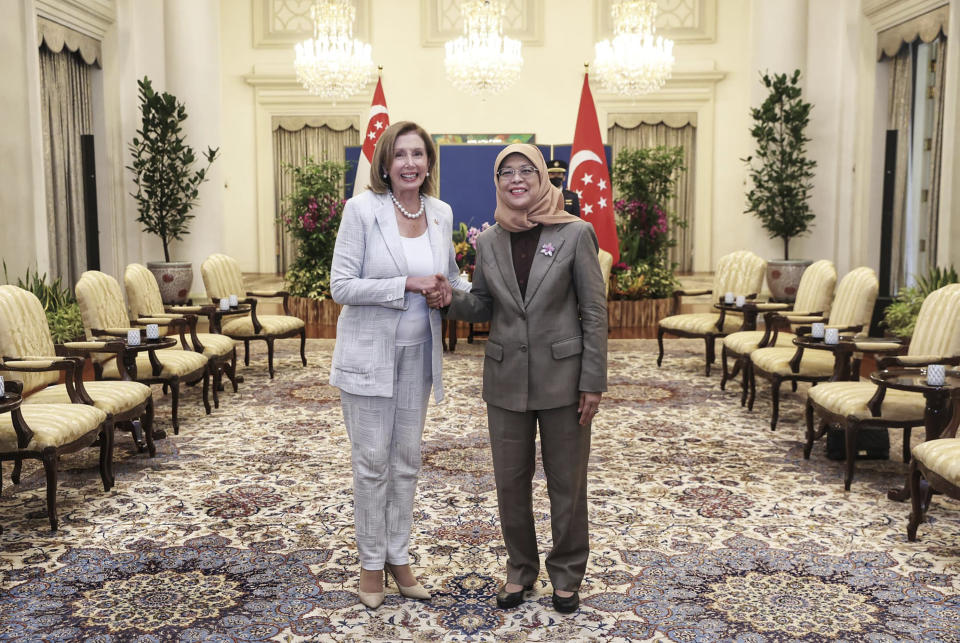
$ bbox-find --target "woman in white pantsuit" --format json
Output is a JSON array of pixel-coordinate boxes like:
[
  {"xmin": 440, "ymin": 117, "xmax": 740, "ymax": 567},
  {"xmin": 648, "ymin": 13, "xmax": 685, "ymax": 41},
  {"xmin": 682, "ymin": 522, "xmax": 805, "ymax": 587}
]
[{"xmin": 329, "ymin": 121, "xmax": 469, "ymax": 609}]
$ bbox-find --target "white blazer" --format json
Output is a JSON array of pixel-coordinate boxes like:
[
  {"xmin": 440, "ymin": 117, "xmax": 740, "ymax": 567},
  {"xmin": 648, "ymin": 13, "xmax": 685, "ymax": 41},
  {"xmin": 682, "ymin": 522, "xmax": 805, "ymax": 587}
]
[{"xmin": 329, "ymin": 189, "xmax": 469, "ymax": 402}]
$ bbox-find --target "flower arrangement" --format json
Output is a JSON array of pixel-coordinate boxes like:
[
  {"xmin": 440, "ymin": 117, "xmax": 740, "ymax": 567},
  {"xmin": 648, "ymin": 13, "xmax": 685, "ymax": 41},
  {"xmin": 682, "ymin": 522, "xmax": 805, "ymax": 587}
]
[
  {"xmin": 610, "ymin": 146, "xmax": 686, "ymax": 299},
  {"xmin": 451, "ymin": 221, "xmax": 490, "ymax": 274},
  {"xmin": 279, "ymin": 159, "xmax": 350, "ymax": 299}
]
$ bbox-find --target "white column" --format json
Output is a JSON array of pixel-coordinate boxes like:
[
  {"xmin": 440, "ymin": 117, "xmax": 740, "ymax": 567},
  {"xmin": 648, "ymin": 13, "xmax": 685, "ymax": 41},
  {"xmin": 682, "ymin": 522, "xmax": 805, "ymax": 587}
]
[
  {"xmin": 163, "ymin": 0, "xmax": 224, "ymax": 297},
  {"xmin": 750, "ymin": 0, "xmax": 808, "ymax": 98}
]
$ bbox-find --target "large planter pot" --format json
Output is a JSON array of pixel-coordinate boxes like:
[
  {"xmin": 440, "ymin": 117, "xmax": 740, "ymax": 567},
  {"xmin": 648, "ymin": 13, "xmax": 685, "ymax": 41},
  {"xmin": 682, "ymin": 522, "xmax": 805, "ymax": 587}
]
[
  {"xmin": 147, "ymin": 261, "xmax": 193, "ymax": 305},
  {"xmin": 607, "ymin": 297, "xmax": 676, "ymax": 328},
  {"xmin": 289, "ymin": 296, "xmax": 343, "ymax": 325},
  {"xmin": 766, "ymin": 259, "xmax": 812, "ymax": 302}
]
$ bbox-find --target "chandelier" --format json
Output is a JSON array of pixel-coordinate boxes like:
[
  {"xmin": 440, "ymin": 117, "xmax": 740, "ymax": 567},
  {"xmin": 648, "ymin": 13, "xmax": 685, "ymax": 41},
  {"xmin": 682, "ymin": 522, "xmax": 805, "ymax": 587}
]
[
  {"xmin": 294, "ymin": 0, "xmax": 375, "ymax": 101},
  {"xmin": 593, "ymin": 0, "xmax": 674, "ymax": 96},
  {"xmin": 444, "ymin": 0, "xmax": 523, "ymax": 97}
]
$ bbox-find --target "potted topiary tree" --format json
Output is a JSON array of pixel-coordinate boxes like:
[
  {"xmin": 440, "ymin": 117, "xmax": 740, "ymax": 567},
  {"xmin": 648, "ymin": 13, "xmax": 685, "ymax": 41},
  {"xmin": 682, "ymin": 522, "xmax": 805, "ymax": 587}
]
[
  {"xmin": 128, "ymin": 76, "xmax": 219, "ymax": 304},
  {"xmin": 744, "ymin": 69, "xmax": 817, "ymax": 302}
]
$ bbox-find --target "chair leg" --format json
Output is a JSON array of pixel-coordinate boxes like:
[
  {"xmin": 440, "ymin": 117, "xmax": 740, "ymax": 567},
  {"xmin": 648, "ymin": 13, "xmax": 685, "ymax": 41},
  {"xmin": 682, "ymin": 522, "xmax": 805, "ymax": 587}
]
[
  {"xmin": 720, "ymin": 345, "xmax": 730, "ymax": 390},
  {"xmin": 791, "ymin": 380, "xmax": 798, "ymax": 392},
  {"xmin": 803, "ymin": 400, "xmax": 815, "ymax": 459},
  {"xmin": 201, "ymin": 368, "xmax": 212, "ymax": 415},
  {"xmin": 229, "ymin": 346, "xmax": 240, "ymax": 392},
  {"xmin": 267, "ymin": 338, "xmax": 276, "ymax": 379},
  {"xmin": 211, "ymin": 362, "xmax": 221, "ymax": 409},
  {"xmin": 299, "ymin": 328, "xmax": 307, "ymax": 366},
  {"xmin": 747, "ymin": 368, "xmax": 757, "ymax": 411},
  {"xmin": 42, "ymin": 449, "xmax": 59, "ymax": 531},
  {"xmin": 171, "ymin": 380, "xmax": 181, "ymax": 435},
  {"xmin": 143, "ymin": 397, "xmax": 156, "ymax": 458},
  {"xmin": 244, "ymin": 340, "xmax": 251, "ymax": 366},
  {"xmin": 907, "ymin": 460, "xmax": 924, "ymax": 541},
  {"xmin": 99, "ymin": 419, "xmax": 114, "ymax": 491},
  {"xmin": 844, "ymin": 426, "xmax": 857, "ymax": 491},
  {"xmin": 704, "ymin": 336, "xmax": 716, "ymax": 376},
  {"xmin": 770, "ymin": 376, "xmax": 782, "ymax": 431},
  {"xmin": 740, "ymin": 360, "xmax": 751, "ymax": 407},
  {"xmin": 656, "ymin": 327, "xmax": 665, "ymax": 367},
  {"xmin": 12, "ymin": 460, "xmax": 22, "ymax": 484},
  {"xmin": 902, "ymin": 427, "xmax": 912, "ymax": 463}
]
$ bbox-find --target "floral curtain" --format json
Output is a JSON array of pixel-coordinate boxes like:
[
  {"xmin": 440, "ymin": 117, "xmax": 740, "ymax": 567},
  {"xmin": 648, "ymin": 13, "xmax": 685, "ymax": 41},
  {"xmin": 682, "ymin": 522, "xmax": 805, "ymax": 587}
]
[
  {"xmin": 608, "ymin": 117, "xmax": 696, "ymax": 272},
  {"xmin": 272, "ymin": 121, "xmax": 359, "ymax": 273}
]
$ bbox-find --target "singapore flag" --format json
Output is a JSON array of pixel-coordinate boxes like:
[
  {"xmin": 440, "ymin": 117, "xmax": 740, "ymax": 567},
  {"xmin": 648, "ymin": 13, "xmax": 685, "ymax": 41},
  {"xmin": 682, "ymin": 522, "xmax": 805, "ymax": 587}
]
[
  {"xmin": 569, "ymin": 73, "xmax": 619, "ymax": 262},
  {"xmin": 353, "ymin": 76, "xmax": 389, "ymax": 196}
]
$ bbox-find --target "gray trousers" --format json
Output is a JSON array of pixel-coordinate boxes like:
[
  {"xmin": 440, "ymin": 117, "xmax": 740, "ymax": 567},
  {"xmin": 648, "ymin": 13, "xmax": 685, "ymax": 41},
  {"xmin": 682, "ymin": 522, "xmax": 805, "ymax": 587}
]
[
  {"xmin": 340, "ymin": 341, "xmax": 432, "ymax": 569},
  {"xmin": 487, "ymin": 402, "xmax": 592, "ymax": 592}
]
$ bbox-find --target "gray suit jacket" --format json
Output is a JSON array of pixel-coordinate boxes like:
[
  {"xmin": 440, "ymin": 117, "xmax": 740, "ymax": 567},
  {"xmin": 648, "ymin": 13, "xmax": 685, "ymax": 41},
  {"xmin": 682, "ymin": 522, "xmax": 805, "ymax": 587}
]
[
  {"xmin": 446, "ymin": 220, "xmax": 607, "ymax": 412},
  {"xmin": 329, "ymin": 190, "xmax": 468, "ymax": 402}
]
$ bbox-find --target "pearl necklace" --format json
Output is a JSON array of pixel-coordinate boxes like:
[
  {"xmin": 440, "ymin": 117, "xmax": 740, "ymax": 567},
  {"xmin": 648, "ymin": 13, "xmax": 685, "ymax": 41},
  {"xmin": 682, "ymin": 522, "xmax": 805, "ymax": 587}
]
[{"xmin": 389, "ymin": 191, "xmax": 425, "ymax": 219}]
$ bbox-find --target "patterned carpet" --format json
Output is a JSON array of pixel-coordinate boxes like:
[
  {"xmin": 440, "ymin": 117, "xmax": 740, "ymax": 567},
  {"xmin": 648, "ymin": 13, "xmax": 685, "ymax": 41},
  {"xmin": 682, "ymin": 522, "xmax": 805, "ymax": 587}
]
[{"xmin": 0, "ymin": 338, "xmax": 958, "ymax": 642}]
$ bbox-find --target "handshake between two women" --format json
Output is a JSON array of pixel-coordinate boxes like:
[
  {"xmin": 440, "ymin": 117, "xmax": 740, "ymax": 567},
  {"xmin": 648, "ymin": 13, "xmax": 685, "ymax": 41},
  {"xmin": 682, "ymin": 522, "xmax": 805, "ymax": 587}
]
[{"xmin": 405, "ymin": 274, "xmax": 453, "ymax": 309}]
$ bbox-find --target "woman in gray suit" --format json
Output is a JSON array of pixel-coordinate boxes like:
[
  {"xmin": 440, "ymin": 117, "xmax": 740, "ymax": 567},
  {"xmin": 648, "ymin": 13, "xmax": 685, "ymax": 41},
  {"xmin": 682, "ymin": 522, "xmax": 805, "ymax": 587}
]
[
  {"xmin": 329, "ymin": 121, "xmax": 468, "ymax": 608},
  {"xmin": 439, "ymin": 144, "xmax": 607, "ymax": 614}
]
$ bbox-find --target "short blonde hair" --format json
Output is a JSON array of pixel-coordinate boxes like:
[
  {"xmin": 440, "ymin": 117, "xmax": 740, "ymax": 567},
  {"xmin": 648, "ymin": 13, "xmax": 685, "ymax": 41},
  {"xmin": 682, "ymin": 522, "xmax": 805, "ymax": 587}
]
[{"xmin": 368, "ymin": 121, "xmax": 438, "ymax": 197}]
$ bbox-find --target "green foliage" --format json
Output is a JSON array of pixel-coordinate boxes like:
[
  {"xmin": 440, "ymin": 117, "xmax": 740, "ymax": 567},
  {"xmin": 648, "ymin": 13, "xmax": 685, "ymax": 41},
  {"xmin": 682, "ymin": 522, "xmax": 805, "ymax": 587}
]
[
  {"xmin": 744, "ymin": 70, "xmax": 817, "ymax": 260},
  {"xmin": 882, "ymin": 265, "xmax": 959, "ymax": 338},
  {"xmin": 279, "ymin": 159, "xmax": 350, "ymax": 299},
  {"xmin": 128, "ymin": 76, "xmax": 220, "ymax": 262},
  {"xmin": 610, "ymin": 146, "xmax": 686, "ymax": 299},
  {"xmin": 2, "ymin": 262, "xmax": 84, "ymax": 343}
]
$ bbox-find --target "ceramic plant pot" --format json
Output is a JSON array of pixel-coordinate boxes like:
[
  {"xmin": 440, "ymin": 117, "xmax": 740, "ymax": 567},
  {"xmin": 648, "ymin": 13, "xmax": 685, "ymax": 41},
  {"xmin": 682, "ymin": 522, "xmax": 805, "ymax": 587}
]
[
  {"xmin": 766, "ymin": 259, "xmax": 812, "ymax": 302},
  {"xmin": 147, "ymin": 261, "xmax": 193, "ymax": 305}
]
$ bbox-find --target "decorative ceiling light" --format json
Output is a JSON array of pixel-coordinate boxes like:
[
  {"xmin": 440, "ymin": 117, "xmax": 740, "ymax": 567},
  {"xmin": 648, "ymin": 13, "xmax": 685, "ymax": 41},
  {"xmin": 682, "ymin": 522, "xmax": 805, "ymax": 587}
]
[
  {"xmin": 593, "ymin": 0, "xmax": 674, "ymax": 96},
  {"xmin": 294, "ymin": 0, "xmax": 375, "ymax": 101},
  {"xmin": 444, "ymin": 0, "xmax": 523, "ymax": 97}
]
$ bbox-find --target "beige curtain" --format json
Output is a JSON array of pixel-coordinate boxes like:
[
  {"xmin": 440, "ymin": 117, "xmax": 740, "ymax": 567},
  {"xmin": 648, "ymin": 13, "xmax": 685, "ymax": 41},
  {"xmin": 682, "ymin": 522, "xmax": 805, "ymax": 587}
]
[
  {"xmin": 608, "ymin": 117, "xmax": 696, "ymax": 272},
  {"xmin": 38, "ymin": 44, "xmax": 94, "ymax": 287},
  {"xmin": 886, "ymin": 47, "xmax": 913, "ymax": 295},
  {"xmin": 925, "ymin": 35, "xmax": 947, "ymax": 269},
  {"xmin": 272, "ymin": 121, "xmax": 359, "ymax": 272}
]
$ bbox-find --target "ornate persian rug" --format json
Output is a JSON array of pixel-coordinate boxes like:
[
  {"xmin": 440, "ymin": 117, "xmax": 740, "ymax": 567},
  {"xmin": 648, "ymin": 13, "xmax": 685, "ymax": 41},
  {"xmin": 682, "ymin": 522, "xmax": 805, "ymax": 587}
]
[{"xmin": 0, "ymin": 338, "xmax": 958, "ymax": 642}]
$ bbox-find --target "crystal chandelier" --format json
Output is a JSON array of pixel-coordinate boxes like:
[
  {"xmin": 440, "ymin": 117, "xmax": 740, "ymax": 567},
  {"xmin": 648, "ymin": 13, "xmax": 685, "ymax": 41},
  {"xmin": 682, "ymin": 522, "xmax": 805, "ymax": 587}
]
[
  {"xmin": 444, "ymin": 0, "xmax": 523, "ymax": 97},
  {"xmin": 593, "ymin": 0, "xmax": 674, "ymax": 96},
  {"xmin": 294, "ymin": 0, "xmax": 375, "ymax": 100}
]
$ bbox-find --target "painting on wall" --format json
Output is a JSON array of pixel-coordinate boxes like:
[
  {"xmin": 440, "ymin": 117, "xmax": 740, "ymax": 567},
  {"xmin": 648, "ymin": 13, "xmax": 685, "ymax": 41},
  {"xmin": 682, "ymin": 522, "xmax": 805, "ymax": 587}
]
[{"xmin": 432, "ymin": 133, "xmax": 535, "ymax": 145}]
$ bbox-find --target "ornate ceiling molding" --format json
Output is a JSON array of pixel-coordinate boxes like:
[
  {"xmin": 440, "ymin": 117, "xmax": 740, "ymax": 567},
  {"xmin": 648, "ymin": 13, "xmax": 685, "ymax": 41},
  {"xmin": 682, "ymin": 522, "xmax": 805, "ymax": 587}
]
[
  {"xmin": 594, "ymin": 0, "xmax": 717, "ymax": 44},
  {"xmin": 420, "ymin": 0, "xmax": 543, "ymax": 47},
  {"xmin": 252, "ymin": 0, "xmax": 371, "ymax": 48},
  {"xmin": 861, "ymin": 0, "xmax": 948, "ymax": 31},
  {"xmin": 35, "ymin": 0, "xmax": 114, "ymax": 40}
]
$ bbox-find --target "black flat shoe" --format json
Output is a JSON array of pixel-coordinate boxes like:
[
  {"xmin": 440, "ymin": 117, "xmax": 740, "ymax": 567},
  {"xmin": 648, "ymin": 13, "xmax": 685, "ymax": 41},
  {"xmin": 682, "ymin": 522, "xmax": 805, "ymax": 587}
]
[
  {"xmin": 552, "ymin": 591, "xmax": 580, "ymax": 613},
  {"xmin": 496, "ymin": 584, "xmax": 533, "ymax": 609}
]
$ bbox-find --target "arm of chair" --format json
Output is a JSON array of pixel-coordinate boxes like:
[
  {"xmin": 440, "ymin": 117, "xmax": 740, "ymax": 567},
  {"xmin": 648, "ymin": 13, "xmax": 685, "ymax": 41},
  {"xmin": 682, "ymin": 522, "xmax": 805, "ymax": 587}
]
[
  {"xmin": 210, "ymin": 297, "xmax": 262, "ymax": 334},
  {"xmin": 877, "ymin": 354, "xmax": 960, "ymax": 370},
  {"xmin": 134, "ymin": 314, "xmax": 201, "ymax": 352},
  {"xmin": 247, "ymin": 289, "xmax": 291, "ymax": 315},
  {"xmin": 0, "ymin": 355, "xmax": 91, "ymax": 404},
  {"xmin": 0, "ymin": 380, "xmax": 33, "ymax": 448}
]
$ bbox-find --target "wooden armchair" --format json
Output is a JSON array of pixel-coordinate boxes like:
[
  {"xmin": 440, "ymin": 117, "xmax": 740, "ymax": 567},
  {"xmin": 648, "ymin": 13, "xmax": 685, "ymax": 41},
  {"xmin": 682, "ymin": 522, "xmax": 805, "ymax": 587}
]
[
  {"xmin": 0, "ymin": 284, "xmax": 156, "ymax": 456},
  {"xmin": 720, "ymin": 259, "xmax": 836, "ymax": 400},
  {"xmin": 0, "ymin": 377, "xmax": 112, "ymax": 532},
  {"xmin": 748, "ymin": 267, "xmax": 879, "ymax": 430},
  {"xmin": 806, "ymin": 283, "xmax": 960, "ymax": 491},
  {"xmin": 200, "ymin": 253, "xmax": 306, "ymax": 379},
  {"xmin": 657, "ymin": 250, "xmax": 767, "ymax": 375},
  {"xmin": 908, "ymin": 435, "xmax": 960, "ymax": 541},
  {"xmin": 125, "ymin": 262, "xmax": 239, "ymax": 408},
  {"xmin": 75, "ymin": 271, "xmax": 210, "ymax": 435}
]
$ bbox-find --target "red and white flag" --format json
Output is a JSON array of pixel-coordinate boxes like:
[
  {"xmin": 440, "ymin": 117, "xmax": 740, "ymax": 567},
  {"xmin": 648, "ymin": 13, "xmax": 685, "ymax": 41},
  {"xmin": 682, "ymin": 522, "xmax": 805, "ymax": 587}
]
[
  {"xmin": 569, "ymin": 73, "xmax": 619, "ymax": 262},
  {"xmin": 352, "ymin": 76, "xmax": 389, "ymax": 196}
]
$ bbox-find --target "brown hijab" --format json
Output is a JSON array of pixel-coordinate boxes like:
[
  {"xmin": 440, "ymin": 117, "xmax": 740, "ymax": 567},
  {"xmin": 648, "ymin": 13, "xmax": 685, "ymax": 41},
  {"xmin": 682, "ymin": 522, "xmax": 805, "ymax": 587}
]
[{"xmin": 493, "ymin": 144, "xmax": 580, "ymax": 232}]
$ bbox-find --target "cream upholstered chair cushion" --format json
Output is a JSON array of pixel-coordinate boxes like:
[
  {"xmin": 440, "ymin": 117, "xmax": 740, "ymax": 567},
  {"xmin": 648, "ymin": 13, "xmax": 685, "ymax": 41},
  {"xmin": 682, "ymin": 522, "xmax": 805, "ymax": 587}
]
[
  {"xmin": 709, "ymin": 250, "xmax": 768, "ymax": 299},
  {"xmin": 201, "ymin": 253, "xmax": 305, "ymax": 339},
  {"xmin": 912, "ymin": 439, "xmax": 960, "ymax": 486},
  {"xmin": 806, "ymin": 381, "xmax": 925, "ymax": 422},
  {"xmin": 0, "ymin": 285, "xmax": 60, "ymax": 395},
  {"xmin": 124, "ymin": 263, "xmax": 237, "ymax": 359},
  {"xmin": 0, "ymin": 404, "xmax": 107, "ymax": 451},
  {"xmin": 723, "ymin": 330, "xmax": 796, "ymax": 355},
  {"xmin": 661, "ymin": 313, "xmax": 745, "ymax": 334},
  {"xmin": 751, "ymin": 344, "xmax": 837, "ymax": 376},
  {"xmin": 598, "ymin": 249, "xmax": 613, "ymax": 298},
  {"xmin": 75, "ymin": 270, "xmax": 208, "ymax": 377},
  {"xmin": 0, "ymin": 286, "xmax": 151, "ymax": 415}
]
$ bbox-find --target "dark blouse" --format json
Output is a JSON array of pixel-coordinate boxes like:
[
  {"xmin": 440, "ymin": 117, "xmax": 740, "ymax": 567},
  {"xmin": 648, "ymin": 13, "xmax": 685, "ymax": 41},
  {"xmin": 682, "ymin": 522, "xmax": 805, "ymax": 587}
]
[{"xmin": 510, "ymin": 225, "xmax": 543, "ymax": 299}]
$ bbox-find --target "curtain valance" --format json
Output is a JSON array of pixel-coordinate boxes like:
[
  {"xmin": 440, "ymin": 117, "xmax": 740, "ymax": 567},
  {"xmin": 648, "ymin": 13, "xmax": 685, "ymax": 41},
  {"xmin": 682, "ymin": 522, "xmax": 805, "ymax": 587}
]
[
  {"xmin": 272, "ymin": 116, "xmax": 360, "ymax": 132},
  {"xmin": 37, "ymin": 17, "xmax": 101, "ymax": 67},
  {"xmin": 607, "ymin": 112, "xmax": 697, "ymax": 129},
  {"xmin": 877, "ymin": 5, "xmax": 949, "ymax": 60}
]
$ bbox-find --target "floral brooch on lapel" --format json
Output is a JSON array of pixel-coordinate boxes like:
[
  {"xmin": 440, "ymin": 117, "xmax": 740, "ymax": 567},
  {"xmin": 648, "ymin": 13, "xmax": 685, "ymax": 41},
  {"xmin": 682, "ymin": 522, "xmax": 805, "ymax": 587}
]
[{"xmin": 540, "ymin": 243, "xmax": 556, "ymax": 257}]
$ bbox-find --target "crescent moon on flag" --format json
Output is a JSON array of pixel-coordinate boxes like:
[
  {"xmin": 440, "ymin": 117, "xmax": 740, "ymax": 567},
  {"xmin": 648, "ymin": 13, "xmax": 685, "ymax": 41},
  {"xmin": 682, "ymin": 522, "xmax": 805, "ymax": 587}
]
[
  {"xmin": 368, "ymin": 105, "xmax": 389, "ymax": 118},
  {"xmin": 568, "ymin": 150, "xmax": 603, "ymax": 179}
]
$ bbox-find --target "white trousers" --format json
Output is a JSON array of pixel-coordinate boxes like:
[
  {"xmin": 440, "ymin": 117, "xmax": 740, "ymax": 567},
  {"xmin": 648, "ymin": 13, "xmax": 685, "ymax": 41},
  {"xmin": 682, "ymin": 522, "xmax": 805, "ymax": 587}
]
[{"xmin": 340, "ymin": 340, "xmax": 432, "ymax": 569}]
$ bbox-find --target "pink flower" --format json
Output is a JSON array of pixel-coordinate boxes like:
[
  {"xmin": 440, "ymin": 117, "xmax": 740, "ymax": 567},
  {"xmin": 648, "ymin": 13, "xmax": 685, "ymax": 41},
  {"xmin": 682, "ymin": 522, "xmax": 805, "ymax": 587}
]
[{"xmin": 540, "ymin": 243, "xmax": 555, "ymax": 257}]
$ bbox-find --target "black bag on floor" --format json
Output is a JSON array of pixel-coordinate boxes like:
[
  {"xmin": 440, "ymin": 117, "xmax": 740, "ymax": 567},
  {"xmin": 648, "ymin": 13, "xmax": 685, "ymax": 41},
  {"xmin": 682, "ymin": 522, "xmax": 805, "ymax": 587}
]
[{"xmin": 825, "ymin": 427, "xmax": 890, "ymax": 461}]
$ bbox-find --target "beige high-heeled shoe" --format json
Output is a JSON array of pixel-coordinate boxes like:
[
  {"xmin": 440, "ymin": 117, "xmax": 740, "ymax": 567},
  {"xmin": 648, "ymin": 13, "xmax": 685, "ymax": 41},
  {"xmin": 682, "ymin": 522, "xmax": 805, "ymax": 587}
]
[
  {"xmin": 385, "ymin": 563, "xmax": 432, "ymax": 600},
  {"xmin": 358, "ymin": 570, "xmax": 385, "ymax": 609}
]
